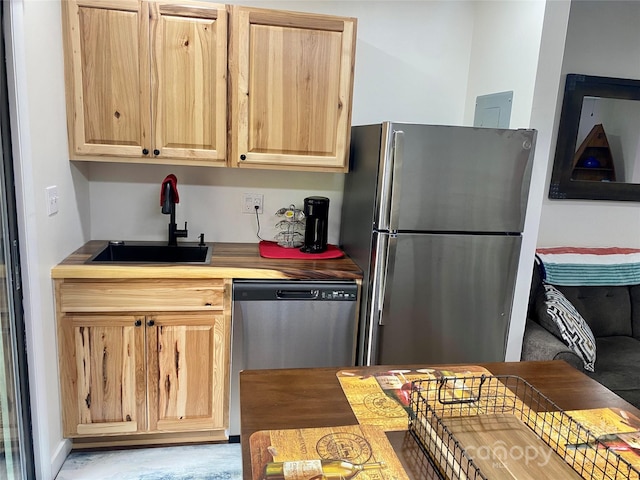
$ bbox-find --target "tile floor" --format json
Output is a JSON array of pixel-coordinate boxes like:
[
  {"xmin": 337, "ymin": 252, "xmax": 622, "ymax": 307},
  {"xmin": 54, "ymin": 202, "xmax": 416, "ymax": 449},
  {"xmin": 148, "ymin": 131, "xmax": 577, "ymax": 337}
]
[{"xmin": 55, "ymin": 443, "xmax": 243, "ymax": 480}]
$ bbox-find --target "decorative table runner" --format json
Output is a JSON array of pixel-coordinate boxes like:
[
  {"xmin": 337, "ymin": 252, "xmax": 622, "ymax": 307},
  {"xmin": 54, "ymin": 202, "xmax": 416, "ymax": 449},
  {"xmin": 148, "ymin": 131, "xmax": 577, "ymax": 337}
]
[
  {"xmin": 336, "ymin": 366, "xmax": 492, "ymax": 431},
  {"xmin": 248, "ymin": 368, "xmax": 640, "ymax": 479},
  {"xmin": 564, "ymin": 407, "xmax": 640, "ymax": 472},
  {"xmin": 249, "ymin": 425, "xmax": 410, "ymax": 480},
  {"xmin": 565, "ymin": 406, "xmax": 640, "ymax": 435},
  {"xmin": 337, "ymin": 368, "xmax": 640, "ymax": 478}
]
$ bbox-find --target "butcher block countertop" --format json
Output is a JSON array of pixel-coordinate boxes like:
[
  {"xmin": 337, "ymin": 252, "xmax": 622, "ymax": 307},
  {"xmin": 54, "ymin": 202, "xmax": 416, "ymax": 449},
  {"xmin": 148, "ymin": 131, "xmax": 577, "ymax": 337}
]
[{"xmin": 51, "ymin": 241, "xmax": 363, "ymax": 280}]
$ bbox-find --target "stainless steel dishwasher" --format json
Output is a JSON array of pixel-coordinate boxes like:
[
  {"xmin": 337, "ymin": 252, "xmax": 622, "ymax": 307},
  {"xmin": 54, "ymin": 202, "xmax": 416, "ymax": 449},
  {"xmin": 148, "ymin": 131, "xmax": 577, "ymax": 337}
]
[{"xmin": 229, "ymin": 280, "xmax": 359, "ymax": 437}]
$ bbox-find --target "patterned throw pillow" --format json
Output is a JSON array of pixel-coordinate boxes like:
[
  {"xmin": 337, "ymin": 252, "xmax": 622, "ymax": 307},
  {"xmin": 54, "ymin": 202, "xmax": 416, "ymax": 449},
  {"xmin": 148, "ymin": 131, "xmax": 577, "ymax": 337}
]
[{"xmin": 543, "ymin": 284, "xmax": 596, "ymax": 372}]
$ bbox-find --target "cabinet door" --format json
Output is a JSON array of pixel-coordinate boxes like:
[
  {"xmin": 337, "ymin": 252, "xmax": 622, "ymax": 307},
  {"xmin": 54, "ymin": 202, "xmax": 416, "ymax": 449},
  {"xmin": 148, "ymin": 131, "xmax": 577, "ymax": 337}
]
[
  {"xmin": 146, "ymin": 313, "xmax": 228, "ymax": 432},
  {"xmin": 59, "ymin": 315, "xmax": 146, "ymax": 437},
  {"xmin": 62, "ymin": 0, "xmax": 151, "ymax": 158},
  {"xmin": 230, "ymin": 6, "xmax": 356, "ymax": 172},
  {"xmin": 150, "ymin": 2, "xmax": 227, "ymax": 164}
]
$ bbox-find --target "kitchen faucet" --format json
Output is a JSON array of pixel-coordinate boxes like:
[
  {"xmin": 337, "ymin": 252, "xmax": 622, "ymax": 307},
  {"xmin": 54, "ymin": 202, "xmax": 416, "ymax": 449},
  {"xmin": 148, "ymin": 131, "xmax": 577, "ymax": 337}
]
[{"xmin": 161, "ymin": 175, "xmax": 188, "ymax": 246}]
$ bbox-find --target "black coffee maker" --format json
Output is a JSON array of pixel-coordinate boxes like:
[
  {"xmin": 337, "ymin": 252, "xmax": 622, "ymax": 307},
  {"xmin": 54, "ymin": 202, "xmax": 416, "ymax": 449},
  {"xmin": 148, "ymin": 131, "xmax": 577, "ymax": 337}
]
[{"xmin": 300, "ymin": 196, "xmax": 329, "ymax": 253}]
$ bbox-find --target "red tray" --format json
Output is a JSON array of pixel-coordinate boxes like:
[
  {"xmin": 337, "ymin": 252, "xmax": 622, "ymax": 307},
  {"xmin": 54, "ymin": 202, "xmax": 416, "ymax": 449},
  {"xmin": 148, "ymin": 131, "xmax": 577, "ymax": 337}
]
[{"xmin": 259, "ymin": 241, "xmax": 344, "ymax": 259}]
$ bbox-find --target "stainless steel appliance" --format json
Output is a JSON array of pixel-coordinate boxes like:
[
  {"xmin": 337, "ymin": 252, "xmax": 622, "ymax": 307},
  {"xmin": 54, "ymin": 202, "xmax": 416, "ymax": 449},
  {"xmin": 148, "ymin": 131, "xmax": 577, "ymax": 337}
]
[
  {"xmin": 229, "ymin": 280, "xmax": 358, "ymax": 436},
  {"xmin": 340, "ymin": 122, "xmax": 536, "ymax": 366}
]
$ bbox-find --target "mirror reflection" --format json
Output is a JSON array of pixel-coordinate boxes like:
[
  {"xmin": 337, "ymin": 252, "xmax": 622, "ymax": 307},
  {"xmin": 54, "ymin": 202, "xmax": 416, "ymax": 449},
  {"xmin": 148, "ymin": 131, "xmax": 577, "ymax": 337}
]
[
  {"xmin": 573, "ymin": 97, "xmax": 640, "ymax": 183},
  {"xmin": 549, "ymin": 74, "xmax": 640, "ymax": 201}
]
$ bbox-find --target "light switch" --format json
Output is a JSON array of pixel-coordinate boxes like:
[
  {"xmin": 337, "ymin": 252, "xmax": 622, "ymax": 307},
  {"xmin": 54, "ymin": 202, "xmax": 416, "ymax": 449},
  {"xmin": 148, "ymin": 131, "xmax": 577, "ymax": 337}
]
[{"xmin": 46, "ymin": 186, "xmax": 59, "ymax": 215}]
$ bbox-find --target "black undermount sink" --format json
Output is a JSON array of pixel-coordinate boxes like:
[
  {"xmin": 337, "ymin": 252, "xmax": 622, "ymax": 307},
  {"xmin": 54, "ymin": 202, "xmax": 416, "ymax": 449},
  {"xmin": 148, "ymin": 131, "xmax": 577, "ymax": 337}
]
[{"xmin": 87, "ymin": 241, "xmax": 212, "ymax": 264}]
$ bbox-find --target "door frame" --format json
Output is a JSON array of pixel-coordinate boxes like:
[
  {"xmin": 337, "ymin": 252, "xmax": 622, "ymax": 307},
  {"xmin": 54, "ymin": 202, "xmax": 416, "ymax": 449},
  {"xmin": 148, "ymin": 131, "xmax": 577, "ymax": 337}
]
[{"xmin": 0, "ymin": 3, "xmax": 35, "ymax": 478}]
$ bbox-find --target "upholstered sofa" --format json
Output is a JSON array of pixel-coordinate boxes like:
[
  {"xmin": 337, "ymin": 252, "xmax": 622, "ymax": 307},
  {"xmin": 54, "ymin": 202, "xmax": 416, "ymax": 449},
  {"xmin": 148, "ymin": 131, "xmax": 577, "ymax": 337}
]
[{"xmin": 521, "ymin": 249, "xmax": 640, "ymax": 409}]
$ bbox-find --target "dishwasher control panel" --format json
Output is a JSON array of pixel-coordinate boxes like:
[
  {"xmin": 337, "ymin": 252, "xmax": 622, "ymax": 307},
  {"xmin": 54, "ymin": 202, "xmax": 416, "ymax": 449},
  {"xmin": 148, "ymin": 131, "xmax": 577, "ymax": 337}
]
[
  {"xmin": 321, "ymin": 289, "xmax": 357, "ymax": 300},
  {"xmin": 233, "ymin": 280, "xmax": 358, "ymax": 301}
]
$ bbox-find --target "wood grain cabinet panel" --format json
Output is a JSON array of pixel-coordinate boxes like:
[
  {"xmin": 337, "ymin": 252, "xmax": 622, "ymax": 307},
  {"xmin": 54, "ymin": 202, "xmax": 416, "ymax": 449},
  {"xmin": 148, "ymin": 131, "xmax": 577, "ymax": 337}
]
[
  {"xmin": 146, "ymin": 314, "xmax": 226, "ymax": 432},
  {"xmin": 56, "ymin": 279, "xmax": 231, "ymax": 443},
  {"xmin": 62, "ymin": 0, "xmax": 151, "ymax": 158},
  {"xmin": 62, "ymin": 0, "xmax": 227, "ymax": 166},
  {"xmin": 62, "ymin": 1, "xmax": 356, "ymax": 171},
  {"xmin": 229, "ymin": 6, "xmax": 357, "ymax": 172},
  {"xmin": 61, "ymin": 314, "xmax": 146, "ymax": 437},
  {"xmin": 58, "ymin": 279, "xmax": 225, "ymax": 313},
  {"xmin": 151, "ymin": 2, "xmax": 227, "ymax": 162}
]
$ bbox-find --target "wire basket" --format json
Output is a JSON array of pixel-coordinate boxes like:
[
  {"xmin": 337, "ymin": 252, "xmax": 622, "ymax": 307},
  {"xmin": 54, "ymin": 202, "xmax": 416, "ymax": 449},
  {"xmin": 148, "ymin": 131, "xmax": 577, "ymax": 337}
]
[
  {"xmin": 408, "ymin": 375, "xmax": 640, "ymax": 480},
  {"xmin": 274, "ymin": 204, "xmax": 305, "ymax": 248}
]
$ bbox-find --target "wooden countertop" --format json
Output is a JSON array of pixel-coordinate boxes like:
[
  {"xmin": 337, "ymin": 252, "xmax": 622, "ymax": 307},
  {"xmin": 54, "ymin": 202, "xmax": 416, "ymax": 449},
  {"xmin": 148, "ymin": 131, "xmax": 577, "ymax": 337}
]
[
  {"xmin": 51, "ymin": 241, "xmax": 363, "ymax": 280},
  {"xmin": 239, "ymin": 361, "xmax": 640, "ymax": 479}
]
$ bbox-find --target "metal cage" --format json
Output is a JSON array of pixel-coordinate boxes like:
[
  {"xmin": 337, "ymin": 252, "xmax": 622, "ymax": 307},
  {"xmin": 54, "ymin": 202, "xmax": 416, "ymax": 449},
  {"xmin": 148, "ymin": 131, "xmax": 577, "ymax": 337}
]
[{"xmin": 408, "ymin": 375, "xmax": 640, "ymax": 480}]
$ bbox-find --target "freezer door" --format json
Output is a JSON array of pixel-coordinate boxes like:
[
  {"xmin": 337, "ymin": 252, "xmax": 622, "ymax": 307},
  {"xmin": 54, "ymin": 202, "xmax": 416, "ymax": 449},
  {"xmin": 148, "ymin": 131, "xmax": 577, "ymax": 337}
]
[
  {"xmin": 375, "ymin": 233, "xmax": 521, "ymax": 365},
  {"xmin": 382, "ymin": 123, "xmax": 535, "ymax": 233}
]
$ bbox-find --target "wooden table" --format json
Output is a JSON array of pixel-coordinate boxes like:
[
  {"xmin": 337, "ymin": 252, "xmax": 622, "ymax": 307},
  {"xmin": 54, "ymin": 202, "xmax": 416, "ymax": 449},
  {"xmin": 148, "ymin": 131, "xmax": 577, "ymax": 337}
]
[{"xmin": 239, "ymin": 360, "xmax": 640, "ymax": 479}]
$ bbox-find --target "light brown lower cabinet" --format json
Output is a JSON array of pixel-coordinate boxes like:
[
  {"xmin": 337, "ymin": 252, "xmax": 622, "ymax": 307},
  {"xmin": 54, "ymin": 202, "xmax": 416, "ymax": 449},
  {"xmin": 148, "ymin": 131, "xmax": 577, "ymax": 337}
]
[{"xmin": 55, "ymin": 279, "xmax": 231, "ymax": 445}]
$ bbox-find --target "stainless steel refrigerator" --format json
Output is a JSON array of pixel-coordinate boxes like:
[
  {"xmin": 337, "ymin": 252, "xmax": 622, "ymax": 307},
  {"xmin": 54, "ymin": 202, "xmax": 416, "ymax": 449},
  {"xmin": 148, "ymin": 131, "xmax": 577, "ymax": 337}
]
[{"xmin": 340, "ymin": 122, "xmax": 536, "ymax": 366}]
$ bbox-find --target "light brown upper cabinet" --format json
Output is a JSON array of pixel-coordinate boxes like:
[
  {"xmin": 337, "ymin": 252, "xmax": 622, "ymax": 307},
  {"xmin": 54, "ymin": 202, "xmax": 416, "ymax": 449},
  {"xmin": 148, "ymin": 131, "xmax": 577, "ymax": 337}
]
[
  {"xmin": 62, "ymin": 0, "xmax": 228, "ymax": 166},
  {"xmin": 229, "ymin": 6, "xmax": 357, "ymax": 172},
  {"xmin": 61, "ymin": 2, "xmax": 357, "ymax": 171}
]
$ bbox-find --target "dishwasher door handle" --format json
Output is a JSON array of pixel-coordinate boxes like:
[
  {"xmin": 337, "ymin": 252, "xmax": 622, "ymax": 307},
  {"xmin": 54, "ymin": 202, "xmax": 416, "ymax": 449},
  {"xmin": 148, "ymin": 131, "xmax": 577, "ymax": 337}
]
[{"xmin": 275, "ymin": 289, "xmax": 320, "ymax": 300}]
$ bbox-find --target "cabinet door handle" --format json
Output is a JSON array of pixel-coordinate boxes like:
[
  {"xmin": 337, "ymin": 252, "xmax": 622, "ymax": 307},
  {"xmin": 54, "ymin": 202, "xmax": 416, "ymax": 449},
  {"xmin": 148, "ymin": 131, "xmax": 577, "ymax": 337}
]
[
  {"xmin": 134, "ymin": 319, "xmax": 142, "ymax": 327},
  {"xmin": 147, "ymin": 319, "xmax": 155, "ymax": 327},
  {"xmin": 153, "ymin": 149, "xmax": 160, "ymax": 156},
  {"xmin": 142, "ymin": 148, "xmax": 149, "ymax": 155}
]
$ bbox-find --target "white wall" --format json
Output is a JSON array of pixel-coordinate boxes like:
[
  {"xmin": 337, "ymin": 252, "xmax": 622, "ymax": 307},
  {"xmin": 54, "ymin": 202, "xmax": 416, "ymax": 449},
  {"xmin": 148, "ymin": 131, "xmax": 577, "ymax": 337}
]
[
  {"xmin": 537, "ymin": 0, "xmax": 640, "ymax": 248},
  {"xmin": 6, "ymin": 1, "xmax": 88, "ymax": 478},
  {"xmin": 6, "ymin": 1, "xmax": 562, "ymax": 477},
  {"xmin": 88, "ymin": 164, "xmax": 347, "ymax": 245},
  {"xmin": 459, "ymin": 0, "xmax": 565, "ymax": 361},
  {"xmin": 464, "ymin": 1, "xmax": 545, "ymax": 129},
  {"xmin": 88, "ymin": 0, "xmax": 477, "ymax": 246},
  {"xmin": 505, "ymin": 0, "xmax": 572, "ymax": 360}
]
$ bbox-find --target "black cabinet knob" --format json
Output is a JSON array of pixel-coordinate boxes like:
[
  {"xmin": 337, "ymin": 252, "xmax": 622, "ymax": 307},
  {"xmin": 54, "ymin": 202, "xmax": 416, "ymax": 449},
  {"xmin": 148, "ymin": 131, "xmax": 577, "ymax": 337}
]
[
  {"xmin": 153, "ymin": 149, "xmax": 160, "ymax": 156},
  {"xmin": 240, "ymin": 154, "xmax": 246, "ymax": 161},
  {"xmin": 134, "ymin": 319, "xmax": 142, "ymax": 327},
  {"xmin": 142, "ymin": 148, "xmax": 149, "ymax": 155},
  {"xmin": 147, "ymin": 319, "xmax": 155, "ymax": 327}
]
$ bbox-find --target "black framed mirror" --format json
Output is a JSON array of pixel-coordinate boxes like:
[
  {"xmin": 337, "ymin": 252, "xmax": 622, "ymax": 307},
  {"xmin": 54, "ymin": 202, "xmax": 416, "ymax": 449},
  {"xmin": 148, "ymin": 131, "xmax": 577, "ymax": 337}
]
[{"xmin": 550, "ymin": 74, "xmax": 640, "ymax": 201}]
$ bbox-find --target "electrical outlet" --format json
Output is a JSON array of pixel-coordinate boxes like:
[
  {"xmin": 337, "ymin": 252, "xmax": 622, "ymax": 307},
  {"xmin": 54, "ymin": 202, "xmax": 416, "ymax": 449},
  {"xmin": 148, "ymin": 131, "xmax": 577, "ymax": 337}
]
[
  {"xmin": 46, "ymin": 185, "xmax": 59, "ymax": 216},
  {"xmin": 242, "ymin": 193, "xmax": 263, "ymax": 214}
]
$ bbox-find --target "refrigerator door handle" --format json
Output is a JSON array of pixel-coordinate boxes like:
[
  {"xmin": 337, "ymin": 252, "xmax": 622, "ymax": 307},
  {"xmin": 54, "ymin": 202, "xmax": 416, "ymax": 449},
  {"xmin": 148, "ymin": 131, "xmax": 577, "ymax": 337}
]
[
  {"xmin": 363, "ymin": 233, "xmax": 390, "ymax": 365},
  {"xmin": 379, "ymin": 235, "xmax": 398, "ymax": 326},
  {"xmin": 373, "ymin": 234, "xmax": 398, "ymax": 327},
  {"xmin": 378, "ymin": 129, "xmax": 404, "ymax": 232},
  {"xmin": 370, "ymin": 233, "xmax": 389, "ymax": 329},
  {"xmin": 388, "ymin": 130, "xmax": 404, "ymax": 232}
]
